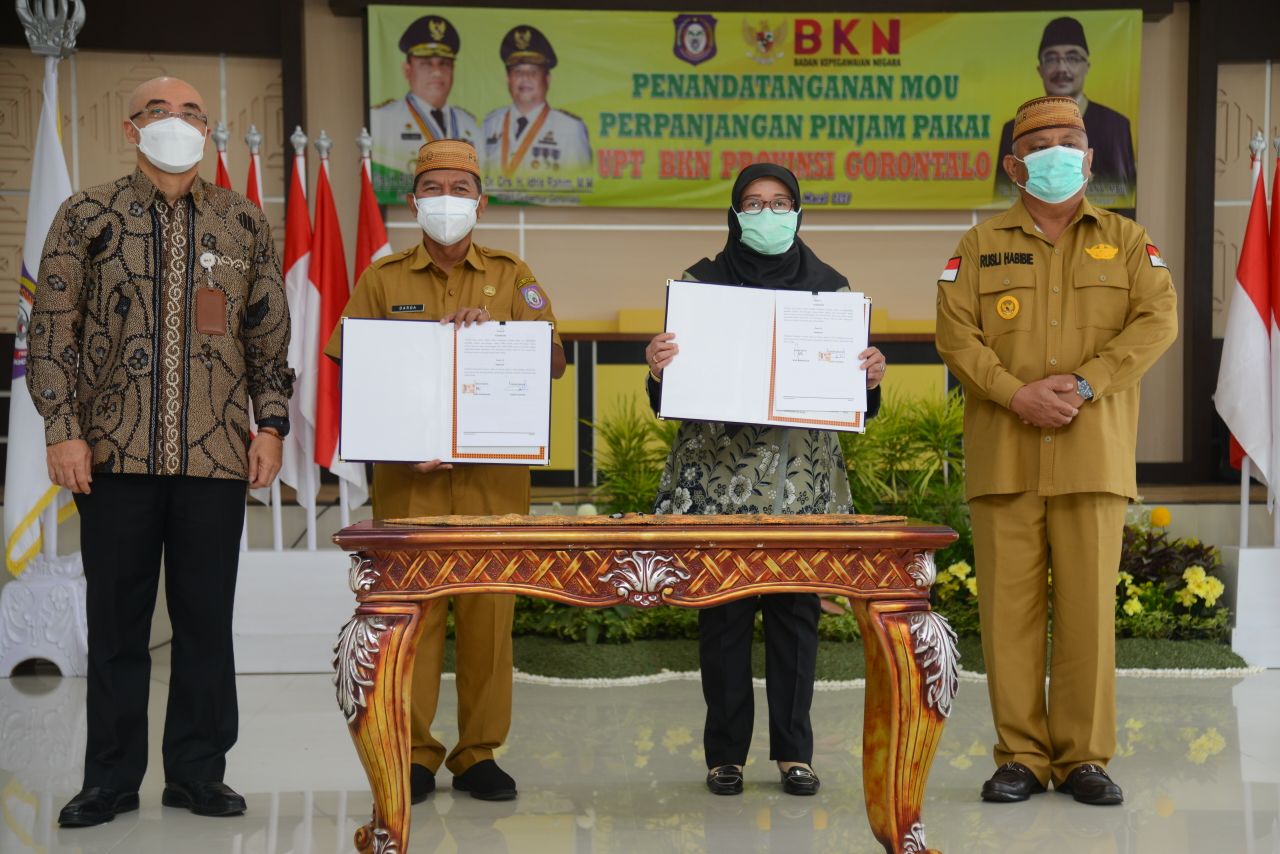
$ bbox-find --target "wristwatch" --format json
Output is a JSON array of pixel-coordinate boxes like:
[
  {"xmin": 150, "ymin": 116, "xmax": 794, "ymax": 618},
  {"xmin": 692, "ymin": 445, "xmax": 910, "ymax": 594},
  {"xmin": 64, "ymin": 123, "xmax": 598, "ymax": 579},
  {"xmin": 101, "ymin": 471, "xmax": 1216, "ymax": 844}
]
[{"xmin": 1073, "ymin": 374, "xmax": 1094, "ymax": 402}]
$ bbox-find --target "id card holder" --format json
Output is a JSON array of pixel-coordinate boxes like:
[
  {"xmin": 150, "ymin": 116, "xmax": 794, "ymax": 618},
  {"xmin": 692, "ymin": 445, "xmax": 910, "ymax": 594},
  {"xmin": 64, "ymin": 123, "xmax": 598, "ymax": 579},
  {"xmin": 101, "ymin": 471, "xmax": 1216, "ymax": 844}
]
[{"xmin": 197, "ymin": 252, "xmax": 227, "ymax": 336}]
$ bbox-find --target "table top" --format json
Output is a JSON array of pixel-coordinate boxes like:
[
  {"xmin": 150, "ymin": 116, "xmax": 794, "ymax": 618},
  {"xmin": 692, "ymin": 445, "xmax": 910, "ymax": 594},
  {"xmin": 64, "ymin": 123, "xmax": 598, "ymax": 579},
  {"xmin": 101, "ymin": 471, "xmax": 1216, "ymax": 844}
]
[{"xmin": 334, "ymin": 514, "xmax": 956, "ymax": 552}]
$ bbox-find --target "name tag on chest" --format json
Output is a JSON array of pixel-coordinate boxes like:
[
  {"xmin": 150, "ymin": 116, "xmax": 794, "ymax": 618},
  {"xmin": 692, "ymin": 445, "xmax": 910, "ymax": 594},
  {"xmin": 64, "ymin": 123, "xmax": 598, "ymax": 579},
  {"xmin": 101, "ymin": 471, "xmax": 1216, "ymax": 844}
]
[{"xmin": 391, "ymin": 304, "xmax": 425, "ymax": 314}]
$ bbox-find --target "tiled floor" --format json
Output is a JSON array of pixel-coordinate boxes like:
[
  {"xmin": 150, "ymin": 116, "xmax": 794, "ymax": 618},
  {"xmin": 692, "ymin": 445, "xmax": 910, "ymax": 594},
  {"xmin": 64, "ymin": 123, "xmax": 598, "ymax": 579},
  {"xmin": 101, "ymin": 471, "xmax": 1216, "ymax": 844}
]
[{"xmin": 1, "ymin": 651, "xmax": 1276, "ymax": 853}]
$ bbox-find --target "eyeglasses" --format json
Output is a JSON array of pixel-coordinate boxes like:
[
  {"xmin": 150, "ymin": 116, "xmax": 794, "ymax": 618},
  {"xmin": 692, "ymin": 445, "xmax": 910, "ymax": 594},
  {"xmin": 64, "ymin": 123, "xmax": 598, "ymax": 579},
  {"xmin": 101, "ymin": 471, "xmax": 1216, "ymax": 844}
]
[
  {"xmin": 739, "ymin": 198, "xmax": 796, "ymax": 214},
  {"xmin": 1040, "ymin": 52, "xmax": 1088, "ymax": 69},
  {"xmin": 129, "ymin": 107, "xmax": 209, "ymax": 129}
]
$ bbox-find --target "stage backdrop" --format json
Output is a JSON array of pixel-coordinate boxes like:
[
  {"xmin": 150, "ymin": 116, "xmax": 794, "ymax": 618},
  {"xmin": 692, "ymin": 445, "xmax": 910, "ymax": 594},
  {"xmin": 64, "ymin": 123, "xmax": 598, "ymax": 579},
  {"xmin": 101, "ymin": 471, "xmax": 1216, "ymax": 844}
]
[{"xmin": 367, "ymin": 7, "xmax": 1141, "ymax": 209}]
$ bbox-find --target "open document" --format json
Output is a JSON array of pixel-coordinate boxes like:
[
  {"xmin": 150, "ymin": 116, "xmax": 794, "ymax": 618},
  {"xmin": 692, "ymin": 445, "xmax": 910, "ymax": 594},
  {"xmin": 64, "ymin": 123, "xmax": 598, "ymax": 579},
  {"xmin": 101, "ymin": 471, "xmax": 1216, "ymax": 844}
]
[
  {"xmin": 659, "ymin": 280, "xmax": 871, "ymax": 432},
  {"xmin": 339, "ymin": 317, "xmax": 552, "ymax": 464}
]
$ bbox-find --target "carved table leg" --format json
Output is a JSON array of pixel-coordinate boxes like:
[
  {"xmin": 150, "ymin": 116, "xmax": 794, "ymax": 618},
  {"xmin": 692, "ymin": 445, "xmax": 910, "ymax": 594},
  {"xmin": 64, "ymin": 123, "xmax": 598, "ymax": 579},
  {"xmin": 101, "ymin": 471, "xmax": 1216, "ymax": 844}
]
[
  {"xmin": 853, "ymin": 599, "xmax": 959, "ymax": 854},
  {"xmin": 334, "ymin": 601, "xmax": 427, "ymax": 854}
]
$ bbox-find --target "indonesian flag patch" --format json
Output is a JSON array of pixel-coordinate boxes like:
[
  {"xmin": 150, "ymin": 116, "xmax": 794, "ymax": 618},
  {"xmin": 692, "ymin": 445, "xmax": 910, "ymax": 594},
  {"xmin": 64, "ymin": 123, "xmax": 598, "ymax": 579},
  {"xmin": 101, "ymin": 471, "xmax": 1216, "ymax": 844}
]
[
  {"xmin": 939, "ymin": 256, "xmax": 962, "ymax": 282},
  {"xmin": 1146, "ymin": 244, "xmax": 1168, "ymax": 269}
]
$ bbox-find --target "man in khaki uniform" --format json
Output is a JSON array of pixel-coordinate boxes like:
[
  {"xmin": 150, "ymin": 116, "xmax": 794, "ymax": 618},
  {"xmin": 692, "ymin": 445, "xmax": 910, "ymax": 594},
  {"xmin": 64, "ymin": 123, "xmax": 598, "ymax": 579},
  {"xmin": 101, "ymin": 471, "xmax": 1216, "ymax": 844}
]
[
  {"xmin": 935, "ymin": 96, "xmax": 1176, "ymax": 806},
  {"xmin": 325, "ymin": 139, "xmax": 566, "ymax": 801}
]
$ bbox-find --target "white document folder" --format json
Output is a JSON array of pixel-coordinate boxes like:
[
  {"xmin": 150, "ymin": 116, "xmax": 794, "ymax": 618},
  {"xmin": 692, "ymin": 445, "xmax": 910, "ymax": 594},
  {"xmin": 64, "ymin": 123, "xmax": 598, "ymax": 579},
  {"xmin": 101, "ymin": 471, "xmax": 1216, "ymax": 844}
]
[
  {"xmin": 658, "ymin": 280, "xmax": 870, "ymax": 432},
  {"xmin": 339, "ymin": 317, "xmax": 552, "ymax": 464}
]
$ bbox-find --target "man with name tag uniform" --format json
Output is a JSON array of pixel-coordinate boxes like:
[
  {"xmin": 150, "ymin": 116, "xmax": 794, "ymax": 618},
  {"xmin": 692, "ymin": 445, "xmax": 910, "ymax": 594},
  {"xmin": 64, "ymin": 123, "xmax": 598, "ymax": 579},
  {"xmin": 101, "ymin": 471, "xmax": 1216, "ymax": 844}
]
[
  {"xmin": 324, "ymin": 138, "xmax": 566, "ymax": 802},
  {"xmin": 370, "ymin": 15, "xmax": 482, "ymax": 199},
  {"xmin": 31, "ymin": 76, "xmax": 293, "ymax": 827},
  {"xmin": 935, "ymin": 96, "xmax": 1176, "ymax": 807},
  {"xmin": 482, "ymin": 25, "xmax": 592, "ymax": 183}
]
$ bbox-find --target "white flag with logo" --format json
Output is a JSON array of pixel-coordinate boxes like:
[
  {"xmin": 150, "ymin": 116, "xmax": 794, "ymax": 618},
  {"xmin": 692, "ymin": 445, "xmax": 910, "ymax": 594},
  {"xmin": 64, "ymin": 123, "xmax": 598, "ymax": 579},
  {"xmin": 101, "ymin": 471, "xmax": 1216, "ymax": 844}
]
[{"xmin": 5, "ymin": 57, "xmax": 75, "ymax": 575}]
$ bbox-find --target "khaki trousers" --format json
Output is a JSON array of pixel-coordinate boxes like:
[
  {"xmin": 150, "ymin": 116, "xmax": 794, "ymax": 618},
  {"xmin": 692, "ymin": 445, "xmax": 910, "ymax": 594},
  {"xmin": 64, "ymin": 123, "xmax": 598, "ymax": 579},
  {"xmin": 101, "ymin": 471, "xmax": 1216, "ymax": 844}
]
[
  {"xmin": 970, "ymin": 491, "xmax": 1127, "ymax": 788},
  {"xmin": 410, "ymin": 594, "xmax": 515, "ymax": 773},
  {"xmin": 372, "ymin": 462, "xmax": 528, "ymax": 775}
]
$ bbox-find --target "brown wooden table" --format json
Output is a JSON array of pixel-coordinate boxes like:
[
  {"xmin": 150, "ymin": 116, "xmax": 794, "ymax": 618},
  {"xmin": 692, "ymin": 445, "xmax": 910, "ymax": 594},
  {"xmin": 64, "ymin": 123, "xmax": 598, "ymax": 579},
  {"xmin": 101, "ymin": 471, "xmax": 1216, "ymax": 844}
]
[{"xmin": 332, "ymin": 514, "xmax": 959, "ymax": 854}]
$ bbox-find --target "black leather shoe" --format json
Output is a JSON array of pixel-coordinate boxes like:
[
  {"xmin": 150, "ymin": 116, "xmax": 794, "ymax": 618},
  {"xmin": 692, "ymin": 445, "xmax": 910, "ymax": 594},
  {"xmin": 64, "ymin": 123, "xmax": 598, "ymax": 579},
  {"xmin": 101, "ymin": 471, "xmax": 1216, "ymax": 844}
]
[
  {"xmin": 981, "ymin": 762, "xmax": 1047, "ymax": 803},
  {"xmin": 705, "ymin": 765, "xmax": 744, "ymax": 795},
  {"xmin": 58, "ymin": 788, "xmax": 139, "ymax": 827},
  {"xmin": 780, "ymin": 765, "xmax": 820, "ymax": 796},
  {"xmin": 410, "ymin": 763, "xmax": 436, "ymax": 804},
  {"xmin": 1057, "ymin": 763, "xmax": 1124, "ymax": 805},
  {"xmin": 451, "ymin": 760, "xmax": 517, "ymax": 801},
  {"xmin": 161, "ymin": 780, "xmax": 247, "ymax": 817}
]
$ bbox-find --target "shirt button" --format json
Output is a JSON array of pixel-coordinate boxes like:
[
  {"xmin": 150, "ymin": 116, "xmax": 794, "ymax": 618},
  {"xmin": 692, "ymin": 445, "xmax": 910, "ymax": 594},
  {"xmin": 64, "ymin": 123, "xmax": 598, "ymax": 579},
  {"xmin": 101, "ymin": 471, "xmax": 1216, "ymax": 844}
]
[
  {"xmin": 1052, "ymin": 286, "xmax": 1060, "ymax": 293},
  {"xmin": 1049, "ymin": 358, "xmax": 1058, "ymax": 366},
  {"xmin": 448, "ymin": 289, "xmax": 456, "ymax": 296},
  {"xmin": 1054, "ymin": 248, "xmax": 1061, "ymax": 256},
  {"xmin": 1003, "ymin": 277, "xmax": 1010, "ymax": 285},
  {"xmin": 1044, "ymin": 435, "xmax": 1053, "ymax": 443},
  {"xmin": 1099, "ymin": 274, "xmax": 1107, "ymax": 282},
  {"xmin": 1050, "ymin": 319, "xmax": 1059, "ymax": 327}
]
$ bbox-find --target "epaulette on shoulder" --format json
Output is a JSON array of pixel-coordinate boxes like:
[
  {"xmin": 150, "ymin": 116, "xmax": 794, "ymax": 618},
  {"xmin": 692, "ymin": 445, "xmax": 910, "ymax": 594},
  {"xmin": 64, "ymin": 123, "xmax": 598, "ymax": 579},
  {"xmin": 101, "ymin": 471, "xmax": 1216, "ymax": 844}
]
[
  {"xmin": 477, "ymin": 244, "xmax": 525, "ymax": 266},
  {"xmin": 372, "ymin": 97, "xmax": 396, "ymax": 109},
  {"xmin": 372, "ymin": 245, "xmax": 414, "ymax": 268}
]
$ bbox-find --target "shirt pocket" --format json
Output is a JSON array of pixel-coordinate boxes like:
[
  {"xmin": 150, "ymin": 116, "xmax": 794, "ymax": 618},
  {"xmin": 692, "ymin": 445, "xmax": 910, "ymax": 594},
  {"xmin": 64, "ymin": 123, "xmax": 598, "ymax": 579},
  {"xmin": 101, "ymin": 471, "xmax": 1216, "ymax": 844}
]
[
  {"xmin": 1072, "ymin": 262, "xmax": 1130, "ymax": 330},
  {"xmin": 978, "ymin": 268, "xmax": 1036, "ymax": 338}
]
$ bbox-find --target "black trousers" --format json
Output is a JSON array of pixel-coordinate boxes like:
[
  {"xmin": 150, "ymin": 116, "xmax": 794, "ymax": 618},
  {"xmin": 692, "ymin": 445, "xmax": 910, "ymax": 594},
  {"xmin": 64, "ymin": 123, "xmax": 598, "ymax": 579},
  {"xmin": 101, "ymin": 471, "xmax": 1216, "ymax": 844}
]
[
  {"xmin": 698, "ymin": 593, "xmax": 820, "ymax": 767},
  {"xmin": 74, "ymin": 474, "xmax": 246, "ymax": 790}
]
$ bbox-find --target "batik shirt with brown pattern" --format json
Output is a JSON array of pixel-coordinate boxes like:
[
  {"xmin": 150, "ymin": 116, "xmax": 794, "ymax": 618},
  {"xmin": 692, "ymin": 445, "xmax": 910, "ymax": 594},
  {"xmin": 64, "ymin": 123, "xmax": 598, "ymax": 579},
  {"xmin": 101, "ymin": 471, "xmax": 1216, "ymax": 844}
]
[{"xmin": 28, "ymin": 170, "xmax": 294, "ymax": 481}]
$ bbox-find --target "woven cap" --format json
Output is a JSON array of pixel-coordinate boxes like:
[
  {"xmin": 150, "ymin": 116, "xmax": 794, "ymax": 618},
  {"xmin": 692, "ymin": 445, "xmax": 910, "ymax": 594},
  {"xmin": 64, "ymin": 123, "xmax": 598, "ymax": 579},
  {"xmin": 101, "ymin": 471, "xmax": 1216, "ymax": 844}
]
[
  {"xmin": 1011, "ymin": 95, "xmax": 1085, "ymax": 142},
  {"xmin": 414, "ymin": 138, "xmax": 481, "ymax": 180}
]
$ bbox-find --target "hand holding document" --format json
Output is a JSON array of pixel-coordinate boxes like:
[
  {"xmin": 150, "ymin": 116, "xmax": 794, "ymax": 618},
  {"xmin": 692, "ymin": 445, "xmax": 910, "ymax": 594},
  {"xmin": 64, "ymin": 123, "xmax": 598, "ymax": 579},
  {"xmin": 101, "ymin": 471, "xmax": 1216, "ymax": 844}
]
[
  {"xmin": 340, "ymin": 317, "xmax": 552, "ymax": 464},
  {"xmin": 659, "ymin": 280, "xmax": 871, "ymax": 432}
]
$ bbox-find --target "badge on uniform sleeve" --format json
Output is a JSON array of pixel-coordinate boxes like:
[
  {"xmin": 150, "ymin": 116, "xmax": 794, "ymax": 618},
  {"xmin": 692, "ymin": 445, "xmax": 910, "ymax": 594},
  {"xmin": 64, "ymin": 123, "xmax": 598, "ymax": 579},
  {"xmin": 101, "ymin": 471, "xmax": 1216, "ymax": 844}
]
[
  {"xmin": 996, "ymin": 294, "xmax": 1020, "ymax": 320},
  {"xmin": 519, "ymin": 280, "xmax": 546, "ymax": 309},
  {"xmin": 1085, "ymin": 243, "xmax": 1118, "ymax": 260},
  {"xmin": 1146, "ymin": 244, "xmax": 1168, "ymax": 268},
  {"xmin": 938, "ymin": 256, "xmax": 961, "ymax": 283}
]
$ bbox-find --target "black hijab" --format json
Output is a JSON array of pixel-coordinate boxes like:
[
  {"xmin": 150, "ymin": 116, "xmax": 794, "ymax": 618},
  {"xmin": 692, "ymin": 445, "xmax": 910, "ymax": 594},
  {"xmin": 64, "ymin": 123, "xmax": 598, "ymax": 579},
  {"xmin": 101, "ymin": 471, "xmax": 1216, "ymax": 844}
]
[{"xmin": 686, "ymin": 163, "xmax": 848, "ymax": 292}]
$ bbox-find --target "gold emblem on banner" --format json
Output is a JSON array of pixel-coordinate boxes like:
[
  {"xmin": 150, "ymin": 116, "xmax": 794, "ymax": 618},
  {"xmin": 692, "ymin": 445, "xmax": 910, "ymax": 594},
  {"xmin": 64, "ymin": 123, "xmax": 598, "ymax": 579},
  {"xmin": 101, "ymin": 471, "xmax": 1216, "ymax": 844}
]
[
  {"xmin": 996, "ymin": 295, "xmax": 1020, "ymax": 320},
  {"xmin": 1085, "ymin": 243, "xmax": 1118, "ymax": 260}
]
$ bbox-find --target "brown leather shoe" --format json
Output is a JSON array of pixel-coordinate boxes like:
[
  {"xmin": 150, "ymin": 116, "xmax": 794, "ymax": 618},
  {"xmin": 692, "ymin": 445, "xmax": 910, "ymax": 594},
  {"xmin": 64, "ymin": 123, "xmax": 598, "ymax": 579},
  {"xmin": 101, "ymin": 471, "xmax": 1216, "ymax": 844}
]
[
  {"xmin": 980, "ymin": 762, "xmax": 1047, "ymax": 802},
  {"xmin": 1057, "ymin": 763, "xmax": 1124, "ymax": 805}
]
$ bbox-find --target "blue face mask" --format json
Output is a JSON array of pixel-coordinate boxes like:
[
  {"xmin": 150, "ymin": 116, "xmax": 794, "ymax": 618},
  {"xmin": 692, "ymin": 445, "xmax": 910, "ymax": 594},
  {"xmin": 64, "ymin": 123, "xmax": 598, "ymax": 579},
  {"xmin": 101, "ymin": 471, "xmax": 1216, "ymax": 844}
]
[
  {"xmin": 1014, "ymin": 145, "xmax": 1087, "ymax": 204},
  {"xmin": 736, "ymin": 209, "xmax": 799, "ymax": 255}
]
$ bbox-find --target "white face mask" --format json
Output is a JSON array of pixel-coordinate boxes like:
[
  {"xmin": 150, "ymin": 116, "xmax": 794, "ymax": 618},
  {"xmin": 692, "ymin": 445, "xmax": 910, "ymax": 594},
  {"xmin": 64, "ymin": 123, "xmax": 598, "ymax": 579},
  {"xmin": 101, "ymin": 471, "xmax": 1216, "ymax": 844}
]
[
  {"xmin": 415, "ymin": 194, "xmax": 479, "ymax": 246},
  {"xmin": 132, "ymin": 117, "xmax": 207, "ymax": 174}
]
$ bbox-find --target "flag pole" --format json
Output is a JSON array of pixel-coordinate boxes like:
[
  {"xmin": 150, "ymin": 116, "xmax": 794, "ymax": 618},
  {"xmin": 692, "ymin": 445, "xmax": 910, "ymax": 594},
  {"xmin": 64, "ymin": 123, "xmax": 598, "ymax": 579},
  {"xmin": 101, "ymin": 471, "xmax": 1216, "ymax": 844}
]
[{"xmin": 1240, "ymin": 455, "xmax": 1251, "ymax": 549}]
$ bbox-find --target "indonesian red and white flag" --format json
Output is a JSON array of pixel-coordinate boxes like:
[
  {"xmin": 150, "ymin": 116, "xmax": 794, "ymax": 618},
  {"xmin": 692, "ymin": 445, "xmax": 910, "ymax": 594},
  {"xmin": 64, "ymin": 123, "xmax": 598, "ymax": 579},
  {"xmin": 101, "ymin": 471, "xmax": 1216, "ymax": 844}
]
[
  {"xmin": 311, "ymin": 152, "xmax": 367, "ymax": 507},
  {"xmin": 281, "ymin": 148, "xmax": 320, "ymax": 509},
  {"xmin": 214, "ymin": 145, "xmax": 233, "ymax": 191},
  {"xmin": 1270, "ymin": 147, "xmax": 1280, "ymax": 503},
  {"xmin": 355, "ymin": 148, "xmax": 392, "ymax": 281},
  {"xmin": 244, "ymin": 146, "xmax": 263, "ymax": 209},
  {"xmin": 1214, "ymin": 149, "xmax": 1272, "ymax": 486},
  {"xmin": 939, "ymin": 256, "xmax": 961, "ymax": 283}
]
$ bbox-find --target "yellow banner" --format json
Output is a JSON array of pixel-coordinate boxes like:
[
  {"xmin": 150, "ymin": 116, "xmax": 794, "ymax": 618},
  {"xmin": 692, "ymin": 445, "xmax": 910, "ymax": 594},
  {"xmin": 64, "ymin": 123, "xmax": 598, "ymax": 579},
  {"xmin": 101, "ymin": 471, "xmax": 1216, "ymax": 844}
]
[{"xmin": 368, "ymin": 7, "xmax": 1141, "ymax": 209}]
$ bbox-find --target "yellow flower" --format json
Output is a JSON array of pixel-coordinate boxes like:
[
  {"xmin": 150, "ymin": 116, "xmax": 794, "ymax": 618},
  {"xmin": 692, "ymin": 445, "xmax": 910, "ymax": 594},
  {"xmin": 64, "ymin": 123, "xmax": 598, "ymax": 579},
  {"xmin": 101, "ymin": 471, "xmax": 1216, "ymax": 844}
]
[
  {"xmin": 1183, "ymin": 565, "xmax": 1206, "ymax": 583},
  {"xmin": 948, "ymin": 561, "xmax": 972, "ymax": 579},
  {"xmin": 1202, "ymin": 577, "xmax": 1225, "ymax": 607},
  {"xmin": 1175, "ymin": 587, "xmax": 1198, "ymax": 608},
  {"xmin": 965, "ymin": 578, "xmax": 979, "ymax": 597},
  {"xmin": 1125, "ymin": 583, "xmax": 1140, "ymax": 598},
  {"xmin": 1150, "ymin": 506, "xmax": 1172, "ymax": 527},
  {"xmin": 1123, "ymin": 598, "xmax": 1143, "ymax": 616},
  {"xmin": 1118, "ymin": 571, "xmax": 1133, "ymax": 584}
]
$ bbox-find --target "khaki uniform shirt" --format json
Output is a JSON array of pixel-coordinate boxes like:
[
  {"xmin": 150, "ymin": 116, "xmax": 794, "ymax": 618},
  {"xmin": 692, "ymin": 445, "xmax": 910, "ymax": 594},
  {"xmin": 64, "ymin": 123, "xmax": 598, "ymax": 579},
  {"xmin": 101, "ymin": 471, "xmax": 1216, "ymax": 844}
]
[
  {"xmin": 324, "ymin": 240, "xmax": 561, "ymax": 517},
  {"xmin": 29, "ymin": 170, "xmax": 293, "ymax": 480},
  {"xmin": 935, "ymin": 197, "xmax": 1178, "ymax": 500}
]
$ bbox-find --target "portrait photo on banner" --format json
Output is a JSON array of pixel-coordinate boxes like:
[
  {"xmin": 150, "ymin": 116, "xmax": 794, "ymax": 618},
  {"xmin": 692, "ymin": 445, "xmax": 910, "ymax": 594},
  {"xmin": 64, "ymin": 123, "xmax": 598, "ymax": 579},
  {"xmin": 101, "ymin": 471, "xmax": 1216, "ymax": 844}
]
[{"xmin": 365, "ymin": 6, "xmax": 1141, "ymax": 210}]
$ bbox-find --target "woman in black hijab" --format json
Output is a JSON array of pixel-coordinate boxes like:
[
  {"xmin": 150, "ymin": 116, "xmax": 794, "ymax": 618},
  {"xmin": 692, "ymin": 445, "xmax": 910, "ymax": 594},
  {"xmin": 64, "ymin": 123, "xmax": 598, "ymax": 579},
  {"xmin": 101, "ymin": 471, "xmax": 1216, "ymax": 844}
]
[{"xmin": 644, "ymin": 164, "xmax": 886, "ymax": 796}]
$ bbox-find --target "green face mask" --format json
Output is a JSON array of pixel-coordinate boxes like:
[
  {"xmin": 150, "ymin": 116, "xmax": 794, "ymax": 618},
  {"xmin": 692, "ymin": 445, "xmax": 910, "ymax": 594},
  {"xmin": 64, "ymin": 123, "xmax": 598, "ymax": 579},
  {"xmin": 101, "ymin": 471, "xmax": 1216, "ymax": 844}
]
[{"xmin": 736, "ymin": 209, "xmax": 799, "ymax": 255}]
